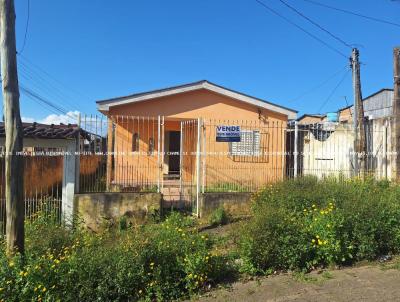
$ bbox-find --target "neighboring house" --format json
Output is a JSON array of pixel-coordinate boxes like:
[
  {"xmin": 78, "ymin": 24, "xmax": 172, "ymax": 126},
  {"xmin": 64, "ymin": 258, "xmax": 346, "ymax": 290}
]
[
  {"xmin": 97, "ymin": 80, "xmax": 297, "ymax": 192},
  {"xmin": 296, "ymin": 114, "xmax": 325, "ymax": 125},
  {"xmin": 296, "ymin": 88, "xmax": 394, "ymax": 179},
  {"xmin": 338, "ymin": 88, "xmax": 394, "ymax": 123},
  {"xmin": 0, "ymin": 122, "xmax": 87, "ymax": 233},
  {"xmin": 0, "ymin": 122, "xmax": 99, "ymax": 198}
]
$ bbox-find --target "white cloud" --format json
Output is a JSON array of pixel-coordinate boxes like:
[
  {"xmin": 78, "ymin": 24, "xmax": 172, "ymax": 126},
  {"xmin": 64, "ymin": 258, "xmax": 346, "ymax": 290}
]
[
  {"xmin": 19, "ymin": 111, "xmax": 107, "ymax": 136},
  {"xmin": 22, "ymin": 111, "xmax": 80, "ymax": 125},
  {"xmin": 22, "ymin": 116, "xmax": 35, "ymax": 123},
  {"xmin": 39, "ymin": 111, "xmax": 80, "ymax": 125}
]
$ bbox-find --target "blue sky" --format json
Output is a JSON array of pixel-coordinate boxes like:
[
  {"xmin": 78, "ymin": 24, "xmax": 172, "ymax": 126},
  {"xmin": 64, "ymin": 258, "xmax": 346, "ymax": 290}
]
[{"xmin": 5, "ymin": 0, "xmax": 400, "ymax": 122}]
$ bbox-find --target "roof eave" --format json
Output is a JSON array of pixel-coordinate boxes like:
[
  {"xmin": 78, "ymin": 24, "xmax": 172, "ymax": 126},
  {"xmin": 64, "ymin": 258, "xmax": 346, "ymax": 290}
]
[{"xmin": 97, "ymin": 81, "xmax": 297, "ymax": 119}]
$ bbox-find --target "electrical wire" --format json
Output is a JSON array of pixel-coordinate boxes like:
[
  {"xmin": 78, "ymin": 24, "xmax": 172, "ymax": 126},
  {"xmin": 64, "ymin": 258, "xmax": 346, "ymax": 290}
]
[
  {"xmin": 277, "ymin": 0, "xmax": 353, "ymax": 48},
  {"xmin": 317, "ymin": 68, "xmax": 351, "ymax": 113},
  {"xmin": 18, "ymin": 61, "xmax": 82, "ymax": 110},
  {"xmin": 18, "ymin": 0, "xmax": 30, "ymax": 54},
  {"xmin": 254, "ymin": 0, "xmax": 348, "ymax": 58},
  {"xmin": 18, "ymin": 54, "xmax": 91, "ymax": 102},
  {"xmin": 302, "ymin": 0, "xmax": 400, "ymax": 28},
  {"xmin": 19, "ymin": 85, "xmax": 78, "ymax": 121},
  {"xmin": 288, "ymin": 65, "xmax": 348, "ymax": 103}
]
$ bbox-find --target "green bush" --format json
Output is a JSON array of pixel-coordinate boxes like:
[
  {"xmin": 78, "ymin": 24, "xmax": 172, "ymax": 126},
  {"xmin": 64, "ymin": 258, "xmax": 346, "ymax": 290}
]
[
  {"xmin": 239, "ymin": 177, "xmax": 400, "ymax": 274},
  {"xmin": 0, "ymin": 212, "xmax": 230, "ymax": 301},
  {"xmin": 209, "ymin": 206, "xmax": 230, "ymax": 227}
]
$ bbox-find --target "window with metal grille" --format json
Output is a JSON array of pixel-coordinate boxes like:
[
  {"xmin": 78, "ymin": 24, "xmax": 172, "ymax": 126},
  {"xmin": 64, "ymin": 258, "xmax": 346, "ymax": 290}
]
[{"xmin": 230, "ymin": 130, "xmax": 260, "ymax": 156}]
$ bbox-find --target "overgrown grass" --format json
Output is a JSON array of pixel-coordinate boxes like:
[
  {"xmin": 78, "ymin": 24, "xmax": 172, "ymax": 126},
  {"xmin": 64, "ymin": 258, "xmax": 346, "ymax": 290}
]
[
  {"xmin": 209, "ymin": 206, "xmax": 230, "ymax": 227},
  {"xmin": 0, "ymin": 212, "xmax": 232, "ymax": 301},
  {"xmin": 238, "ymin": 176, "xmax": 400, "ymax": 274}
]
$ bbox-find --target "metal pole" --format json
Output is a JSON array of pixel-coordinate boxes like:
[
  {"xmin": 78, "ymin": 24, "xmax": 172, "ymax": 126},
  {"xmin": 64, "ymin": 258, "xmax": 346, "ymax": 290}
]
[
  {"xmin": 384, "ymin": 120, "xmax": 388, "ymax": 179},
  {"xmin": 75, "ymin": 113, "xmax": 81, "ymax": 192},
  {"xmin": 294, "ymin": 121, "xmax": 298, "ymax": 178},
  {"xmin": 161, "ymin": 116, "xmax": 165, "ymax": 191},
  {"xmin": 157, "ymin": 115, "xmax": 161, "ymax": 193},
  {"xmin": 195, "ymin": 118, "xmax": 202, "ymax": 217},
  {"xmin": 179, "ymin": 121, "xmax": 183, "ymax": 198},
  {"xmin": 202, "ymin": 121, "xmax": 206, "ymax": 193}
]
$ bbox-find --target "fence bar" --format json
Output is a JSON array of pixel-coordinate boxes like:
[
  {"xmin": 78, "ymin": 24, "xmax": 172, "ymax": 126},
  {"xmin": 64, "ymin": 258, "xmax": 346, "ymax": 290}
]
[
  {"xmin": 157, "ymin": 115, "xmax": 161, "ymax": 193},
  {"xmin": 294, "ymin": 121, "xmax": 298, "ymax": 178},
  {"xmin": 196, "ymin": 118, "xmax": 202, "ymax": 217},
  {"xmin": 384, "ymin": 120, "xmax": 388, "ymax": 179},
  {"xmin": 179, "ymin": 121, "xmax": 183, "ymax": 196}
]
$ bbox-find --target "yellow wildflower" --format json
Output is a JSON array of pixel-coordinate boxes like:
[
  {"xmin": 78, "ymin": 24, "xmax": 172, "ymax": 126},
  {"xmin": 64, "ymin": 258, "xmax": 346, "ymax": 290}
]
[{"xmin": 9, "ymin": 261, "xmax": 14, "ymax": 267}]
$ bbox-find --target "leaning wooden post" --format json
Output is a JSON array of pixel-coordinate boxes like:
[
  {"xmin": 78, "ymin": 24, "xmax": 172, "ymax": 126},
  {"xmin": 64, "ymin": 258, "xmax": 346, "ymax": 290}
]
[{"xmin": 0, "ymin": 0, "xmax": 24, "ymax": 255}]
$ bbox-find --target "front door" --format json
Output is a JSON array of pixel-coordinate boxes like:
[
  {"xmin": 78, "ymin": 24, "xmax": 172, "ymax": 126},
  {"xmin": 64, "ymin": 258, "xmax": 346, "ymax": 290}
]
[{"xmin": 168, "ymin": 131, "xmax": 180, "ymax": 175}]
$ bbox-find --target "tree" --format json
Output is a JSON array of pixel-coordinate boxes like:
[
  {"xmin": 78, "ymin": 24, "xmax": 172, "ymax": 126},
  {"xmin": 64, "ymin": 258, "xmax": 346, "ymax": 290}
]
[{"xmin": 0, "ymin": 0, "xmax": 24, "ymax": 255}]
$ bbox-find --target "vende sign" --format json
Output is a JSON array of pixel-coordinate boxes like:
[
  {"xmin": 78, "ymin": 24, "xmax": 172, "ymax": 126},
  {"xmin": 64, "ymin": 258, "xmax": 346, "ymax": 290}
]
[{"xmin": 216, "ymin": 125, "xmax": 241, "ymax": 142}]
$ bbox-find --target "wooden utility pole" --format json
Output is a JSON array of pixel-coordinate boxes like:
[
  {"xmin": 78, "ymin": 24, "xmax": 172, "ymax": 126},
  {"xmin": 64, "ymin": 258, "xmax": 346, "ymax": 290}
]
[
  {"xmin": 351, "ymin": 48, "xmax": 366, "ymax": 176},
  {"xmin": 0, "ymin": 0, "xmax": 24, "ymax": 255},
  {"xmin": 394, "ymin": 47, "xmax": 400, "ymax": 180}
]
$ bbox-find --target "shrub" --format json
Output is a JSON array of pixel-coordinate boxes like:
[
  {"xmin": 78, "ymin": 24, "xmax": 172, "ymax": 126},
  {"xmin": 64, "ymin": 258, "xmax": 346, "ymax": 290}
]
[
  {"xmin": 0, "ymin": 212, "xmax": 230, "ymax": 301},
  {"xmin": 209, "ymin": 206, "xmax": 230, "ymax": 227},
  {"xmin": 239, "ymin": 177, "xmax": 400, "ymax": 274}
]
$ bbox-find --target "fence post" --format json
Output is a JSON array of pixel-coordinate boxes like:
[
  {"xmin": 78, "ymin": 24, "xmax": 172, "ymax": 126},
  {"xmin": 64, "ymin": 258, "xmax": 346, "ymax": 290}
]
[
  {"xmin": 196, "ymin": 118, "xmax": 202, "ymax": 217},
  {"xmin": 384, "ymin": 120, "xmax": 388, "ymax": 179},
  {"xmin": 62, "ymin": 140, "xmax": 77, "ymax": 227},
  {"xmin": 294, "ymin": 121, "xmax": 298, "ymax": 178},
  {"xmin": 179, "ymin": 121, "xmax": 183, "ymax": 197},
  {"xmin": 75, "ymin": 113, "xmax": 81, "ymax": 193},
  {"xmin": 157, "ymin": 115, "xmax": 161, "ymax": 193},
  {"xmin": 161, "ymin": 116, "xmax": 165, "ymax": 191},
  {"xmin": 202, "ymin": 121, "xmax": 206, "ymax": 193}
]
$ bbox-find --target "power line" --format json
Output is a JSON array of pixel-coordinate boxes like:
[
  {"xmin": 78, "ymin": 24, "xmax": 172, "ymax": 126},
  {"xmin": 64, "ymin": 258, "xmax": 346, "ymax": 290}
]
[
  {"xmin": 254, "ymin": 0, "xmax": 348, "ymax": 58},
  {"xmin": 317, "ymin": 68, "xmax": 351, "ymax": 113},
  {"xmin": 18, "ymin": 61, "xmax": 82, "ymax": 110},
  {"xmin": 288, "ymin": 65, "xmax": 348, "ymax": 103},
  {"xmin": 302, "ymin": 0, "xmax": 400, "ymax": 28},
  {"xmin": 18, "ymin": 0, "xmax": 30, "ymax": 54},
  {"xmin": 20, "ymin": 85, "xmax": 68, "ymax": 115},
  {"xmin": 277, "ymin": 0, "xmax": 352, "ymax": 48},
  {"xmin": 19, "ymin": 85, "xmax": 78, "ymax": 121},
  {"xmin": 17, "ymin": 53, "xmax": 91, "ymax": 102}
]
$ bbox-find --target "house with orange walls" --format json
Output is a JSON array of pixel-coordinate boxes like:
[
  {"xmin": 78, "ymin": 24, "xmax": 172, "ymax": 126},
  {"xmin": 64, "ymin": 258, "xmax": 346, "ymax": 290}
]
[{"xmin": 96, "ymin": 80, "xmax": 297, "ymax": 193}]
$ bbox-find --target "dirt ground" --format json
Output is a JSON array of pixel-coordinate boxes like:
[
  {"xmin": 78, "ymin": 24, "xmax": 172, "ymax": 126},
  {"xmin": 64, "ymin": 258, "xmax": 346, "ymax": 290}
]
[{"xmin": 194, "ymin": 264, "xmax": 400, "ymax": 302}]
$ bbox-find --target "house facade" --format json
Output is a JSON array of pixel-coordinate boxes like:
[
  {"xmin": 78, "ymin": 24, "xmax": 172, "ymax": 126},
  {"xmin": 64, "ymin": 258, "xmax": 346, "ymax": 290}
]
[
  {"xmin": 97, "ymin": 80, "xmax": 297, "ymax": 196},
  {"xmin": 297, "ymin": 88, "xmax": 394, "ymax": 179}
]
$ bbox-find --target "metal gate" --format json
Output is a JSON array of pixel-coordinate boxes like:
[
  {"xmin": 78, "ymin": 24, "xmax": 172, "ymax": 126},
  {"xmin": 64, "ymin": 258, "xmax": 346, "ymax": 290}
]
[{"xmin": 180, "ymin": 119, "xmax": 201, "ymax": 214}]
